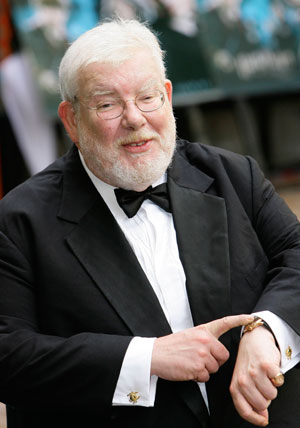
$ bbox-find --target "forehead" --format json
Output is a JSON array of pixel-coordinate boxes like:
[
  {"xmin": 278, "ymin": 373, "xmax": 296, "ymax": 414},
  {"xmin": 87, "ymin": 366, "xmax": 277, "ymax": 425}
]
[{"xmin": 77, "ymin": 51, "xmax": 163, "ymax": 98}]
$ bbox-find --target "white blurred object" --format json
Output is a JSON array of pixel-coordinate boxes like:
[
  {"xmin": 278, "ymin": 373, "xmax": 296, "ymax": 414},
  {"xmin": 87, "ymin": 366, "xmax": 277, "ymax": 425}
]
[
  {"xmin": 0, "ymin": 403, "xmax": 6, "ymax": 428},
  {"xmin": 160, "ymin": 0, "xmax": 198, "ymax": 36},
  {"xmin": 0, "ymin": 53, "xmax": 57, "ymax": 175}
]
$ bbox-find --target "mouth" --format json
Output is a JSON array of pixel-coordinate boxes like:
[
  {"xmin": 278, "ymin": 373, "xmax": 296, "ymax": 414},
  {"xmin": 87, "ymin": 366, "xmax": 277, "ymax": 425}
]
[
  {"xmin": 123, "ymin": 139, "xmax": 149, "ymax": 147},
  {"xmin": 122, "ymin": 139, "xmax": 152, "ymax": 153}
]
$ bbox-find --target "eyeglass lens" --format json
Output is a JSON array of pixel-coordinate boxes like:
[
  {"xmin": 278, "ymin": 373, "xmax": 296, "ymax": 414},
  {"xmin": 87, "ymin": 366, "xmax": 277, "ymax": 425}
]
[{"xmin": 95, "ymin": 90, "xmax": 164, "ymax": 119}]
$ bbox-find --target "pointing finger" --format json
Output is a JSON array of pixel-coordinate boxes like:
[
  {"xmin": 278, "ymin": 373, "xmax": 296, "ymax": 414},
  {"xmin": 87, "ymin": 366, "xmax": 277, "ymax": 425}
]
[{"xmin": 205, "ymin": 314, "xmax": 255, "ymax": 339}]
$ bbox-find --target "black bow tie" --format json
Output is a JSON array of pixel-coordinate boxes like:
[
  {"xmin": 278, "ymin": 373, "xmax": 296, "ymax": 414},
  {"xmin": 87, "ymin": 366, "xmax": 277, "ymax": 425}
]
[{"xmin": 114, "ymin": 183, "xmax": 171, "ymax": 218}]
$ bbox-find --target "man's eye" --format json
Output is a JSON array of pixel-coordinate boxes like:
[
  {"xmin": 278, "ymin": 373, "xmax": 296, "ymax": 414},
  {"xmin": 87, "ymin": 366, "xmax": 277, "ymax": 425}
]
[
  {"xmin": 139, "ymin": 93, "xmax": 156, "ymax": 103},
  {"xmin": 97, "ymin": 101, "xmax": 118, "ymax": 111}
]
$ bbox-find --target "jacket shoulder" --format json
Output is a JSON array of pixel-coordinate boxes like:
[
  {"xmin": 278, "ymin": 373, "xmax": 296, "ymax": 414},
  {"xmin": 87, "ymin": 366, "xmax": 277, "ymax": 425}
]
[
  {"xmin": 176, "ymin": 139, "xmax": 274, "ymax": 220},
  {"xmin": 176, "ymin": 139, "xmax": 256, "ymax": 172},
  {"xmin": 0, "ymin": 146, "xmax": 79, "ymax": 209},
  {"xmin": 176, "ymin": 139, "xmax": 267, "ymax": 188}
]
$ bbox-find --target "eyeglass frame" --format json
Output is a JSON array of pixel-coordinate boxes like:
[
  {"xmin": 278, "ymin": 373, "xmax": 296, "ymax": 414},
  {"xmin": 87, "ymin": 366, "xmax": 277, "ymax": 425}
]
[{"xmin": 73, "ymin": 89, "xmax": 165, "ymax": 120}]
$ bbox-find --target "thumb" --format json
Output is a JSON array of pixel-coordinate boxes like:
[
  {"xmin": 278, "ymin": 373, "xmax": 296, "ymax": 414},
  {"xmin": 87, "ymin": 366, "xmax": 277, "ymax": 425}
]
[{"xmin": 205, "ymin": 314, "xmax": 254, "ymax": 339}]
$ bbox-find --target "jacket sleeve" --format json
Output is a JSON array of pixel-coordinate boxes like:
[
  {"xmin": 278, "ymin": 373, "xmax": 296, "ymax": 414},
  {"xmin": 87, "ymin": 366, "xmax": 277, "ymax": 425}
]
[
  {"xmin": 245, "ymin": 155, "xmax": 300, "ymax": 334},
  {"xmin": 0, "ymin": 229, "xmax": 132, "ymax": 411}
]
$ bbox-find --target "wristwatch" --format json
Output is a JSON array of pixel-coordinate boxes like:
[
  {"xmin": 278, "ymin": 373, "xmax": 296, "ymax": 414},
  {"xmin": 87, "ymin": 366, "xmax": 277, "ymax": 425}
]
[
  {"xmin": 243, "ymin": 317, "xmax": 269, "ymax": 334},
  {"xmin": 242, "ymin": 316, "xmax": 278, "ymax": 346}
]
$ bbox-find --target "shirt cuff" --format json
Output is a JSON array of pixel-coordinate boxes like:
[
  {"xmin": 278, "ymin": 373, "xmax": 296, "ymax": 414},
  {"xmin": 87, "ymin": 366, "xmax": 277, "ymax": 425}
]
[
  {"xmin": 112, "ymin": 337, "xmax": 158, "ymax": 406},
  {"xmin": 253, "ymin": 310, "xmax": 300, "ymax": 373}
]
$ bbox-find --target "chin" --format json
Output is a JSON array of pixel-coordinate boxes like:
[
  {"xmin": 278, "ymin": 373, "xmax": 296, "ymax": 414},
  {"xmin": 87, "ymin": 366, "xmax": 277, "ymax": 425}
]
[{"xmin": 106, "ymin": 153, "xmax": 171, "ymax": 190}]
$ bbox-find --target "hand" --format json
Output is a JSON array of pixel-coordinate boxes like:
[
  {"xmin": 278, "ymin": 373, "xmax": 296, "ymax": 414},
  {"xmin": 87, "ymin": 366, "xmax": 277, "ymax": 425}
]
[
  {"xmin": 230, "ymin": 326, "xmax": 281, "ymax": 426},
  {"xmin": 151, "ymin": 314, "xmax": 254, "ymax": 382}
]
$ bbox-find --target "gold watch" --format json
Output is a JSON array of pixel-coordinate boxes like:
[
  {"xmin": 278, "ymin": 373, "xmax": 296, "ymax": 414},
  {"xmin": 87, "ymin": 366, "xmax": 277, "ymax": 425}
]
[
  {"xmin": 243, "ymin": 317, "xmax": 266, "ymax": 334},
  {"xmin": 242, "ymin": 316, "xmax": 278, "ymax": 346}
]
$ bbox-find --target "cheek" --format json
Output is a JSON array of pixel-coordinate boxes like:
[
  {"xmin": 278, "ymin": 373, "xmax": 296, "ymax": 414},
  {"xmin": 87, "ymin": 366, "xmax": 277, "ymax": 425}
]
[
  {"xmin": 156, "ymin": 104, "xmax": 173, "ymax": 124},
  {"xmin": 152, "ymin": 112, "xmax": 173, "ymax": 134},
  {"xmin": 92, "ymin": 122, "xmax": 119, "ymax": 146}
]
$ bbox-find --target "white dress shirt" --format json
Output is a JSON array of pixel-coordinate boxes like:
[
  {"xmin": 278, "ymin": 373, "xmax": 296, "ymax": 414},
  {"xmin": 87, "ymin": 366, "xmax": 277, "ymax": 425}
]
[{"xmin": 79, "ymin": 153, "xmax": 300, "ymax": 409}]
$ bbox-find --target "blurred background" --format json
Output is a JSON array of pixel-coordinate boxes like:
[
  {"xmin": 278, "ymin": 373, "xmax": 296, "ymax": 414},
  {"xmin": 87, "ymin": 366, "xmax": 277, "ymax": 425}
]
[
  {"xmin": 1, "ymin": 0, "xmax": 300, "ymax": 426},
  {"xmin": 2, "ymin": 0, "xmax": 300, "ymax": 195}
]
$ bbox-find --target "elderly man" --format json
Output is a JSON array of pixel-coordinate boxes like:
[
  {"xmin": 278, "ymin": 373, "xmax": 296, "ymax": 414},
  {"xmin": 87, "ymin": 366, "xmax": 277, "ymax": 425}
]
[{"xmin": 0, "ymin": 18, "xmax": 299, "ymax": 428}]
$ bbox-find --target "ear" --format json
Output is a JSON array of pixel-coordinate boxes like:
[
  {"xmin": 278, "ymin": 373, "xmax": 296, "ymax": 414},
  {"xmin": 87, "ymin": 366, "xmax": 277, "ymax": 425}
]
[
  {"xmin": 58, "ymin": 101, "xmax": 79, "ymax": 144},
  {"xmin": 164, "ymin": 80, "xmax": 173, "ymax": 104}
]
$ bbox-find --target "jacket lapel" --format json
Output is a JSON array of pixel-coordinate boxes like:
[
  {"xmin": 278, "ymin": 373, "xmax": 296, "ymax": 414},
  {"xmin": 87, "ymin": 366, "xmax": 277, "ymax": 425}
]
[
  {"xmin": 168, "ymin": 151, "xmax": 231, "ymax": 327},
  {"xmin": 58, "ymin": 146, "xmax": 172, "ymax": 337},
  {"xmin": 167, "ymin": 151, "xmax": 232, "ymax": 424}
]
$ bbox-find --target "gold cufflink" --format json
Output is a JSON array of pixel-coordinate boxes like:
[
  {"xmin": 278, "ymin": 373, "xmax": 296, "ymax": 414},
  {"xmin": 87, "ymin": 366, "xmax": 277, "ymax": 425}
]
[
  {"xmin": 127, "ymin": 391, "xmax": 140, "ymax": 404},
  {"xmin": 285, "ymin": 346, "xmax": 292, "ymax": 360}
]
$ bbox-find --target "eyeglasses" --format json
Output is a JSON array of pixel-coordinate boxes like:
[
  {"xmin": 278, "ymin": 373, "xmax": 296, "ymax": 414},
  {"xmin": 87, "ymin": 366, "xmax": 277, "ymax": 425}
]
[{"xmin": 75, "ymin": 90, "xmax": 165, "ymax": 120}]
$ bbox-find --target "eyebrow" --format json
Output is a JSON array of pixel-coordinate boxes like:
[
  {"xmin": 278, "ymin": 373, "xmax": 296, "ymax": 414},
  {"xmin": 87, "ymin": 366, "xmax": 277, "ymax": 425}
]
[
  {"xmin": 89, "ymin": 79, "xmax": 160, "ymax": 99},
  {"xmin": 91, "ymin": 89, "xmax": 116, "ymax": 97},
  {"xmin": 139, "ymin": 79, "xmax": 159, "ymax": 92}
]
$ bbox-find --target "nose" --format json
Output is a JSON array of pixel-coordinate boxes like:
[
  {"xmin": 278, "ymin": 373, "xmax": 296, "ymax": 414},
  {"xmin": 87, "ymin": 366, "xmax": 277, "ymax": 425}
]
[{"xmin": 121, "ymin": 100, "xmax": 146, "ymax": 130}]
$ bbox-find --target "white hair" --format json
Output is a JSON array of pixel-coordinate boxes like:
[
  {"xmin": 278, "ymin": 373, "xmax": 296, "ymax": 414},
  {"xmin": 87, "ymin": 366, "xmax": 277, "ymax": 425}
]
[{"xmin": 59, "ymin": 18, "xmax": 166, "ymax": 102}]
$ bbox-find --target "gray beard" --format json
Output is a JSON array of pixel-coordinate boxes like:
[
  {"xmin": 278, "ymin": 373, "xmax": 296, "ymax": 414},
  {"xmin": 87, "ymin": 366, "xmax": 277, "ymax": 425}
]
[
  {"xmin": 96, "ymin": 144, "xmax": 176, "ymax": 190},
  {"xmin": 77, "ymin": 118, "xmax": 177, "ymax": 190}
]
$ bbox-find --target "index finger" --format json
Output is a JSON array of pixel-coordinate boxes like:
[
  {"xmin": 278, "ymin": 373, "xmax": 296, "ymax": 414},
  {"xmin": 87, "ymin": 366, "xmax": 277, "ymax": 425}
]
[{"xmin": 205, "ymin": 314, "xmax": 254, "ymax": 339}]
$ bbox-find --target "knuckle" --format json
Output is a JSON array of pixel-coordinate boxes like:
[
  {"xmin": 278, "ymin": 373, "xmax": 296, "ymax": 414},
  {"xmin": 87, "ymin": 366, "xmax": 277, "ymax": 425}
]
[
  {"xmin": 198, "ymin": 335, "xmax": 211, "ymax": 346},
  {"xmin": 209, "ymin": 363, "xmax": 219, "ymax": 374},
  {"xmin": 221, "ymin": 348, "xmax": 230, "ymax": 361},
  {"xmin": 197, "ymin": 325, "xmax": 210, "ymax": 337},
  {"xmin": 193, "ymin": 360, "xmax": 205, "ymax": 373},
  {"xmin": 229, "ymin": 383, "xmax": 237, "ymax": 398},
  {"xmin": 223, "ymin": 316, "xmax": 230, "ymax": 324},
  {"xmin": 203, "ymin": 373, "xmax": 210, "ymax": 382},
  {"xmin": 195, "ymin": 331, "xmax": 212, "ymax": 348},
  {"xmin": 260, "ymin": 361, "xmax": 271, "ymax": 371},
  {"xmin": 198, "ymin": 369, "xmax": 210, "ymax": 382},
  {"xmin": 255, "ymin": 400, "xmax": 268, "ymax": 412},
  {"xmin": 222, "ymin": 316, "xmax": 230, "ymax": 328},
  {"xmin": 198, "ymin": 348, "xmax": 209, "ymax": 359},
  {"xmin": 270, "ymin": 388, "xmax": 278, "ymax": 400},
  {"xmin": 237, "ymin": 374, "xmax": 248, "ymax": 389},
  {"xmin": 239, "ymin": 407, "xmax": 252, "ymax": 420},
  {"xmin": 248, "ymin": 367, "xmax": 258, "ymax": 379}
]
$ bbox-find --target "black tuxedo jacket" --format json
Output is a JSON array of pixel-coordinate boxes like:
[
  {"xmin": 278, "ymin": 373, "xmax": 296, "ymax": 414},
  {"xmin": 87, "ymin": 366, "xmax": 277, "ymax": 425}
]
[{"xmin": 0, "ymin": 139, "xmax": 300, "ymax": 428}]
